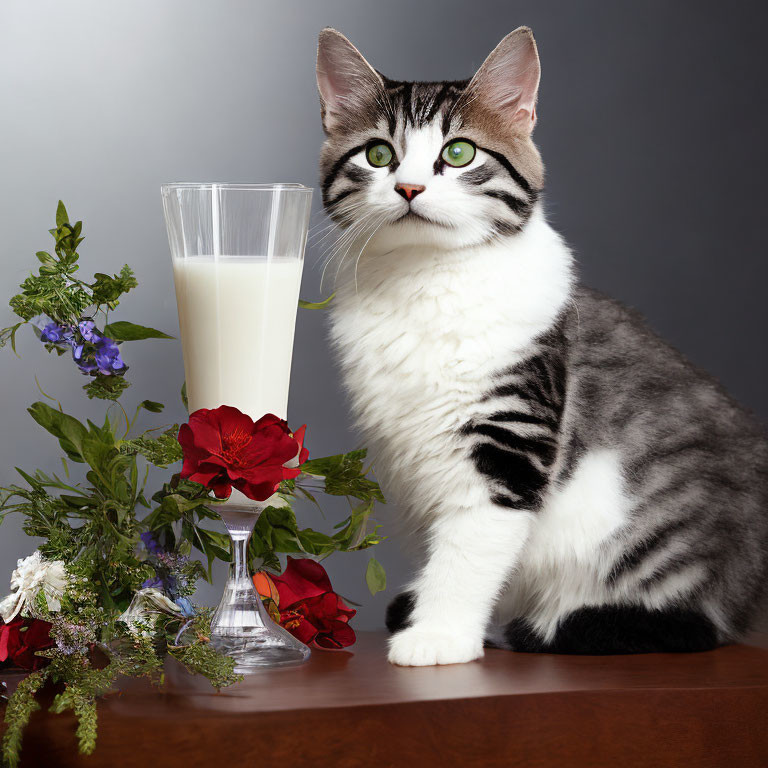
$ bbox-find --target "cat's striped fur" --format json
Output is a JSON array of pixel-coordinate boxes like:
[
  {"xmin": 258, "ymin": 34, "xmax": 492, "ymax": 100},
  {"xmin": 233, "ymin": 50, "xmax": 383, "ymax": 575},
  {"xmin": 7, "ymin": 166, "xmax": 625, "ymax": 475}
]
[{"xmin": 316, "ymin": 27, "xmax": 768, "ymax": 665}]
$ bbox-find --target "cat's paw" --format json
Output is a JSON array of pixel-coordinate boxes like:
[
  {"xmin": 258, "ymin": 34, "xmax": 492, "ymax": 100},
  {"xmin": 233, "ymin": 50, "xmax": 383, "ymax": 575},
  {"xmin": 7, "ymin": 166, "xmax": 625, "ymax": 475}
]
[{"xmin": 387, "ymin": 626, "xmax": 484, "ymax": 666}]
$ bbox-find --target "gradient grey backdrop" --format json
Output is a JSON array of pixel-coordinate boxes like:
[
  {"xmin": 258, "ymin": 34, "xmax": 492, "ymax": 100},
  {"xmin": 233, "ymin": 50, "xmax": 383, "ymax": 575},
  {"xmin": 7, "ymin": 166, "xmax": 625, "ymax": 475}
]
[{"xmin": 1, "ymin": 0, "xmax": 767, "ymax": 630}]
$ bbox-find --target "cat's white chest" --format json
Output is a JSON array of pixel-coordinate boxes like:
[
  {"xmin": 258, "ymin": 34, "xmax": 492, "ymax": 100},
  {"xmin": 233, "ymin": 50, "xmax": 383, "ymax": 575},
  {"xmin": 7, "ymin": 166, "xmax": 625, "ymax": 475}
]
[
  {"xmin": 329, "ymin": 253, "xmax": 507, "ymax": 516},
  {"xmin": 328, "ymin": 213, "xmax": 573, "ymax": 520}
]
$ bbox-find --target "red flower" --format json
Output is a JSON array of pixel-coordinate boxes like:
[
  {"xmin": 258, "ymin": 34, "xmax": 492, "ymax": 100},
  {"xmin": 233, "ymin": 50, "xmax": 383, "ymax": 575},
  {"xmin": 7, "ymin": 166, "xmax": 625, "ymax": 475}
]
[
  {"xmin": 0, "ymin": 618, "xmax": 53, "ymax": 671},
  {"xmin": 178, "ymin": 406, "xmax": 308, "ymax": 502},
  {"xmin": 254, "ymin": 557, "xmax": 356, "ymax": 649}
]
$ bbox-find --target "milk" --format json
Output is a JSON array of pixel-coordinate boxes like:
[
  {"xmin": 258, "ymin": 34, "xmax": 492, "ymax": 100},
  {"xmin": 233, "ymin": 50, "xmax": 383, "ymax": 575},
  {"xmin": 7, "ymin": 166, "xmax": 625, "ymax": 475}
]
[{"xmin": 172, "ymin": 257, "xmax": 304, "ymax": 421}]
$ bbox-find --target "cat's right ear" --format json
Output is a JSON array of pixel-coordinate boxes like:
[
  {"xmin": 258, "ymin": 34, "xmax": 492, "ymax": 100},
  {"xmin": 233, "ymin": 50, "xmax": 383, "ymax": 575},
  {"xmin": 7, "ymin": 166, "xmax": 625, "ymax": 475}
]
[{"xmin": 316, "ymin": 28, "xmax": 384, "ymax": 133}]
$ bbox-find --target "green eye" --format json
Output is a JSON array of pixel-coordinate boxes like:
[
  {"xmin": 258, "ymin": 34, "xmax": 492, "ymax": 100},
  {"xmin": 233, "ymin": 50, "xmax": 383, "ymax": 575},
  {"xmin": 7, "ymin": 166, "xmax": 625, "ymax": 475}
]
[
  {"xmin": 442, "ymin": 140, "xmax": 476, "ymax": 168},
  {"xmin": 367, "ymin": 143, "xmax": 394, "ymax": 167}
]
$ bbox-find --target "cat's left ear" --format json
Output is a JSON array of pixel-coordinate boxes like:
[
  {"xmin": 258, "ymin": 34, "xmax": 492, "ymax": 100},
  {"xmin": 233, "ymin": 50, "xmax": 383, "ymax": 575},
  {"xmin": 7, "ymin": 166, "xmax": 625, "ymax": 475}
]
[
  {"xmin": 316, "ymin": 28, "xmax": 384, "ymax": 133},
  {"xmin": 467, "ymin": 27, "xmax": 541, "ymax": 134}
]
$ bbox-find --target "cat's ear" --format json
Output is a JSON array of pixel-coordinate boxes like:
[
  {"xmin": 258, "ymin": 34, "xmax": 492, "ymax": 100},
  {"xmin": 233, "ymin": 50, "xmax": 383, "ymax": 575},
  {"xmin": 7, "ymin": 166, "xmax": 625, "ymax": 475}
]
[
  {"xmin": 317, "ymin": 28, "xmax": 384, "ymax": 132},
  {"xmin": 467, "ymin": 27, "xmax": 540, "ymax": 134}
]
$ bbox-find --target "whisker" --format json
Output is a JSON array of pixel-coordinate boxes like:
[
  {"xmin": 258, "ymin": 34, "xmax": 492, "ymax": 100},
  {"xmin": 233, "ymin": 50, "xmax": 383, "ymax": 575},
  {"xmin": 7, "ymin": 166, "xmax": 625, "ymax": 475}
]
[
  {"xmin": 354, "ymin": 218, "xmax": 386, "ymax": 294},
  {"xmin": 320, "ymin": 213, "xmax": 377, "ymax": 292},
  {"xmin": 331, "ymin": 212, "xmax": 381, "ymax": 288}
]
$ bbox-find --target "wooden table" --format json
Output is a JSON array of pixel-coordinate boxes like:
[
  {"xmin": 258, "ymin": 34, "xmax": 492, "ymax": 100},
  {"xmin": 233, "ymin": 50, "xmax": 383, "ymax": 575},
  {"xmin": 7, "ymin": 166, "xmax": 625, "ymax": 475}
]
[{"xmin": 5, "ymin": 631, "xmax": 768, "ymax": 767}]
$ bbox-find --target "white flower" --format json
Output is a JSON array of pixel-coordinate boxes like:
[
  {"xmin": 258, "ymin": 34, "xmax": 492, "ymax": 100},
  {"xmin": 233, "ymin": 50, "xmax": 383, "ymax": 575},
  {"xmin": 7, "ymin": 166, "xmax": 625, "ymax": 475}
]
[
  {"xmin": 118, "ymin": 588, "xmax": 184, "ymax": 636},
  {"xmin": 0, "ymin": 551, "xmax": 70, "ymax": 622}
]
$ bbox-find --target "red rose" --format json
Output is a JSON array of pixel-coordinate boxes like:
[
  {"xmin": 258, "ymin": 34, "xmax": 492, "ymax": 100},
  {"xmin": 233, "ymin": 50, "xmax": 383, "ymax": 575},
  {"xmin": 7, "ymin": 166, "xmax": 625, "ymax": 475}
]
[
  {"xmin": 0, "ymin": 618, "xmax": 53, "ymax": 671},
  {"xmin": 254, "ymin": 557, "xmax": 356, "ymax": 649},
  {"xmin": 178, "ymin": 406, "xmax": 308, "ymax": 502}
]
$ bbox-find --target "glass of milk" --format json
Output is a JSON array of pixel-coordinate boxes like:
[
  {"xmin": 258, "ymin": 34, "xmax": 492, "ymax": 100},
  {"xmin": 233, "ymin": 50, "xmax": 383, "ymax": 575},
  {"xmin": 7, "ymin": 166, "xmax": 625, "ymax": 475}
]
[{"xmin": 161, "ymin": 182, "xmax": 313, "ymax": 670}]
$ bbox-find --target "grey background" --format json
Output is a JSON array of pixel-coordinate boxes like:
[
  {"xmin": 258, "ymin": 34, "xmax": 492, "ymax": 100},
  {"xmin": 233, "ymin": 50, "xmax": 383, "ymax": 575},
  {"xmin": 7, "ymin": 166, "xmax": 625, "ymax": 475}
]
[{"xmin": 1, "ymin": 0, "xmax": 766, "ymax": 631}]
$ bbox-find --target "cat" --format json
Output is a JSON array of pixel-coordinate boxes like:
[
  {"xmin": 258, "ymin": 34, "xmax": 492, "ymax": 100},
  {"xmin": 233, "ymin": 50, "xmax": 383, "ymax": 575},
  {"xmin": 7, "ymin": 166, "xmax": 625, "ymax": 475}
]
[{"xmin": 315, "ymin": 26, "xmax": 768, "ymax": 665}]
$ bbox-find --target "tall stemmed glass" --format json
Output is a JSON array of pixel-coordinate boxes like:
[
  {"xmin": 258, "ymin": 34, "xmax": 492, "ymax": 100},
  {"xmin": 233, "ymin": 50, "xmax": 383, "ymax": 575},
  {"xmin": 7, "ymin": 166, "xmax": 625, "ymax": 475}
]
[{"xmin": 161, "ymin": 183, "xmax": 313, "ymax": 670}]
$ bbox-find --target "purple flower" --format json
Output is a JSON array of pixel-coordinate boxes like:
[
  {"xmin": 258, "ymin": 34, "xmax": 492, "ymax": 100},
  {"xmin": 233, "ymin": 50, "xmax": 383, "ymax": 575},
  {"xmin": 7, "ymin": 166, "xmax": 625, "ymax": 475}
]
[
  {"xmin": 40, "ymin": 321, "xmax": 74, "ymax": 346},
  {"xmin": 141, "ymin": 571, "xmax": 178, "ymax": 594},
  {"xmin": 71, "ymin": 343, "xmax": 97, "ymax": 374},
  {"xmin": 141, "ymin": 531, "xmax": 164, "ymax": 555},
  {"xmin": 78, "ymin": 319, "xmax": 100, "ymax": 342},
  {"xmin": 94, "ymin": 336, "xmax": 127, "ymax": 375},
  {"xmin": 71, "ymin": 331, "xmax": 128, "ymax": 377}
]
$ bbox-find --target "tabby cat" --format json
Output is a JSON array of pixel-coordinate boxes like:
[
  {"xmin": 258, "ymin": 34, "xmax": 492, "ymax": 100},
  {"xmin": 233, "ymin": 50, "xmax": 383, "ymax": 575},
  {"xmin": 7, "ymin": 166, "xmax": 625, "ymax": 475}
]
[{"xmin": 315, "ymin": 26, "xmax": 768, "ymax": 665}]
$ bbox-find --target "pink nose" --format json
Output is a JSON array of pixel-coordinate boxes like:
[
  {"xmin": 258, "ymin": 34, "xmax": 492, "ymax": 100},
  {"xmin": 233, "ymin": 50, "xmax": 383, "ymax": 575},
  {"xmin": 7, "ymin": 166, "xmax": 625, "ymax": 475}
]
[{"xmin": 395, "ymin": 183, "xmax": 426, "ymax": 202}]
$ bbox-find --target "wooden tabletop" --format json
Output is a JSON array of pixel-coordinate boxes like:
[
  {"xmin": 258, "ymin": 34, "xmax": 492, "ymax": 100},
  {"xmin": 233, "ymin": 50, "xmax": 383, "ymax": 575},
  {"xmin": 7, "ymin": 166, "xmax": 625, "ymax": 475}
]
[{"xmin": 5, "ymin": 631, "xmax": 768, "ymax": 767}]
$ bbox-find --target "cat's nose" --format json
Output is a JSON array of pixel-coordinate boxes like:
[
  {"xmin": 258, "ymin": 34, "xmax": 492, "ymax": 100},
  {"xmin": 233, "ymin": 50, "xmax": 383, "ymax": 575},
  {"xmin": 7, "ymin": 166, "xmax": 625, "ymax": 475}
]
[{"xmin": 395, "ymin": 183, "xmax": 426, "ymax": 202}]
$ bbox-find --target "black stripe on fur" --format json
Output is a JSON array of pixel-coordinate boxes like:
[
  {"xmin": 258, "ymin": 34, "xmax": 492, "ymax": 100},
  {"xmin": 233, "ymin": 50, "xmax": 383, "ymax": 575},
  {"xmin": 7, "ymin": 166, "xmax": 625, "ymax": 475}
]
[
  {"xmin": 422, "ymin": 84, "xmax": 450, "ymax": 125},
  {"xmin": 321, "ymin": 143, "xmax": 369, "ymax": 201},
  {"xmin": 492, "ymin": 220, "xmax": 523, "ymax": 237},
  {"xmin": 385, "ymin": 592, "xmax": 415, "ymax": 633},
  {"xmin": 326, "ymin": 188, "xmax": 355, "ymax": 209},
  {"xmin": 479, "ymin": 146, "xmax": 535, "ymax": 196},
  {"xmin": 606, "ymin": 517, "xmax": 694, "ymax": 585},
  {"xmin": 484, "ymin": 189, "xmax": 531, "ymax": 215},
  {"xmin": 460, "ymin": 164, "xmax": 495, "ymax": 185},
  {"xmin": 470, "ymin": 442, "xmax": 548, "ymax": 509},
  {"xmin": 344, "ymin": 166, "xmax": 370, "ymax": 183},
  {"xmin": 463, "ymin": 423, "xmax": 557, "ymax": 466}
]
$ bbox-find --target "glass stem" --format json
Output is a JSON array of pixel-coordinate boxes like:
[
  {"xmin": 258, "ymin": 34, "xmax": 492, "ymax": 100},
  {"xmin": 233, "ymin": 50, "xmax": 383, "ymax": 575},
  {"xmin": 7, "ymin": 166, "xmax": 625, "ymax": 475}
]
[
  {"xmin": 221, "ymin": 509, "xmax": 257, "ymax": 586},
  {"xmin": 229, "ymin": 527, "xmax": 252, "ymax": 584}
]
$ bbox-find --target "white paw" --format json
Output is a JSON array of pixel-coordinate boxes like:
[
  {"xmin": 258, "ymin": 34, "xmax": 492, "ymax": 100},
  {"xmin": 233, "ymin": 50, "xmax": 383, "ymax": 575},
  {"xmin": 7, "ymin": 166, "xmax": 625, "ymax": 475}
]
[{"xmin": 388, "ymin": 626, "xmax": 484, "ymax": 666}]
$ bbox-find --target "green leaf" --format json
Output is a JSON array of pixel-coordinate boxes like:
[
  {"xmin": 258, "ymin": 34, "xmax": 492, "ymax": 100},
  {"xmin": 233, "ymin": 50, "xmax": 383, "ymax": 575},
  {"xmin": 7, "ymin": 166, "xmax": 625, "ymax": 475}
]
[
  {"xmin": 90, "ymin": 266, "xmax": 137, "ymax": 307},
  {"xmin": 27, "ymin": 401, "xmax": 88, "ymax": 462},
  {"xmin": 56, "ymin": 200, "xmax": 69, "ymax": 228},
  {"xmin": 83, "ymin": 375, "xmax": 130, "ymax": 401},
  {"xmin": 255, "ymin": 506, "xmax": 303, "ymax": 554},
  {"xmin": 0, "ymin": 322, "xmax": 23, "ymax": 353},
  {"xmin": 103, "ymin": 321, "xmax": 173, "ymax": 341},
  {"xmin": 183, "ymin": 521, "xmax": 231, "ymax": 577},
  {"xmin": 156, "ymin": 492, "xmax": 208, "ymax": 521},
  {"xmin": 298, "ymin": 292, "xmax": 335, "ymax": 310},
  {"xmin": 119, "ymin": 428, "xmax": 181, "ymax": 468},
  {"xmin": 365, "ymin": 557, "xmax": 386, "ymax": 595},
  {"xmin": 139, "ymin": 400, "xmax": 164, "ymax": 413},
  {"xmin": 301, "ymin": 448, "xmax": 385, "ymax": 503},
  {"xmin": 296, "ymin": 528, "xmax": 335, "ymax": 555},
  {"xmin": 197, "ymin": 527, "xmax": 231, "ymax": 560},
  {"xmin": 332, "ymin": 500, "xmax": 375, "ymax": 549}
]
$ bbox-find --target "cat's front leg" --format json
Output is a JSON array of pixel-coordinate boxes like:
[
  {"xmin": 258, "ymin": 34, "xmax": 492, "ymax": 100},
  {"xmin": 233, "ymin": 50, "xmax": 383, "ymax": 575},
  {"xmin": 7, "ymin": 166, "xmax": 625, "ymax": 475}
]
[{"xmin": 388, "ymin": 507, "xmax": 533, "ymax": 666}]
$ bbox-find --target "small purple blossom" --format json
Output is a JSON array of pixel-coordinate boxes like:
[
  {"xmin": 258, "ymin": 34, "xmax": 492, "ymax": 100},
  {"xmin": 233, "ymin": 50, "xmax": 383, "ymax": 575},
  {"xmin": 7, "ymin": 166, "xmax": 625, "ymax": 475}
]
[
  {"xmin": 78, "ymin": 319, "xmax": 100, "ymax": 342},
  {"xmin": 141, "ymin": 531, "xmax": 164, "ymax": 555},
  {"xmin": 71, "ymin": 343, "xmax": 98, "ymax": 374},
  {"xmin": 71, "ymin": 332, "xmax": 127, "ymax": 377},
  {"xmin": 94, "ymin": 336, "xmax": 127, "ymax": 375},
  {"xmin": 141, "ymin": 572, "xmax": 178, "ymax": 595},
  {"xmin": 40, "ymin": 321, "xmax": 73, "ymax": 345},
  {"xmin": 37, "ymin": 316, "xmax": 129, "ymax": 377}
]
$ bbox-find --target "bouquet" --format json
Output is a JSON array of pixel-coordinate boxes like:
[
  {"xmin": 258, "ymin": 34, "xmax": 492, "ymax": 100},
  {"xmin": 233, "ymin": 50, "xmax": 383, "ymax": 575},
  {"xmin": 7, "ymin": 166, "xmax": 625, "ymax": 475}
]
[{"xmin": 0, "ymin": 203, "xmax": 386, "ymax": 766}]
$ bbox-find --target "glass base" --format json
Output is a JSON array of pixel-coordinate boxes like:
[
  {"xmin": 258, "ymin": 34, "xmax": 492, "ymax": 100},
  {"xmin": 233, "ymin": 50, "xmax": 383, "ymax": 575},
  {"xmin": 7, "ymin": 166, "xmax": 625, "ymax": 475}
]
[
  {"xmin": 211, "ymin": 630, "xmax": 310, "ymax": 672},
  {"xmin": 210, "ymin": 503, "xmax": 310, "ymax": 673}
]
